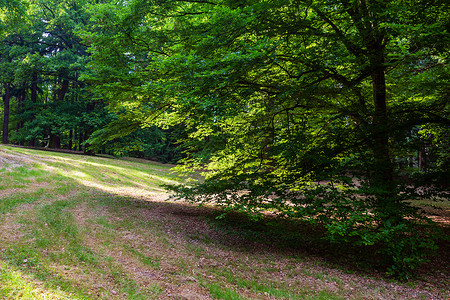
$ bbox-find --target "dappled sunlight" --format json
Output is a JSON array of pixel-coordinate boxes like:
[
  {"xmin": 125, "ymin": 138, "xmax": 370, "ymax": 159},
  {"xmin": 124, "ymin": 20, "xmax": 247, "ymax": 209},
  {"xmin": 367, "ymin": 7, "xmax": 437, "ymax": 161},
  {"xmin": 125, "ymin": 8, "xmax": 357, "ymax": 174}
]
[
  {"xmin": 1, "ymin": 145, "xmax": 449, "ymax": 300},
  {"xmin": 56, "ymin": 159, "xmax": 178, "ymax": 201},
  {"xmin": 0, "ymin": 145, "xmax": 180, "ymax": 202},
  {"xmin": 72, "ymin": 178, "xmax": 169, "ymax": 201},
  {"xmin": 57, "ymin": 159, "xmax": 178, "ymax": 185},
  {"xmin": 66, "ymin": 170, "xmax": 92, "ymax": 180},
  {"xmin": 0, "ymin": 261, "xmax": 73, "ymax": 299}
]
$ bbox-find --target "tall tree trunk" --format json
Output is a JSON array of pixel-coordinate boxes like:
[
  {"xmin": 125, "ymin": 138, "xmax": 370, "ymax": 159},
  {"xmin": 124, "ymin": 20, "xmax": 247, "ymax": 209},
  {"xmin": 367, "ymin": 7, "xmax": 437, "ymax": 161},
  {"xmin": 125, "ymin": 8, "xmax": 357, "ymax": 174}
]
[
  {"xmin": 73, "ymin": 127, "xmax": 77, "ymax": 150},
  {"xmin": 341, "ymin": 0, "xmax": 394, "ymax": 204},
  {"xmin": 2, "ymin": 83, "xmax": 11, "ymax": 144},
  {"xmin": 17, "ymin": 88, "xmax": 26, "ymax": 145},
  {"xmin": 69, "ymin": 129, "xmax": 73, "ymax": 150},
  {"xmin": 31, "ymin": 73, "xmax": 38, "ymax": 104},
  {"xmin": 372, "ymin": 69, "xmax": 392, "ymax": 180},
  {"xmin": 370, "ymin": 45, "xmax": 395, "ymax": 214},
  {"xmin": 83, "ymin": 130, "xmax": 90, "ymax": 154},
  {"xmin": 17, "ymin": 88, "xmax": 25, "ymax": 127},
  {"xmin": 78, "ymin": 127, "xmax": 83, "ymax": 151},
  {"xmin": 49, "ymin": 133, "xmax": 61, "ymax": 149},
  {"xmin": 83, "ymin": 101, "xmax": 95, "ymax": 154},
  {"xmin": 57, "ymin": 79, "xmax": 69, "ymax": 102},
  {"xmin": 49, "ymin": 79, "xmax": 70, "ymax": 149},
  {"xmin": 29, "ymin": 73, "xmax": 38, "ymax": 147}
]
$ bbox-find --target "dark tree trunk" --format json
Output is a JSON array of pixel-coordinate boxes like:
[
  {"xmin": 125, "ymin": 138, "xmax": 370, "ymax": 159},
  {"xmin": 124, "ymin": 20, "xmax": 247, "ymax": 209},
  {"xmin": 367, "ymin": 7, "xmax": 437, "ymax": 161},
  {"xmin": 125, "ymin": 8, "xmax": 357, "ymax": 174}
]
[
  {"xmin": 369, "ymin": 43, "xmax": 395, "ymax": 214},
  {"xmin": 69, "ymin": 129, "xmax": 73, "ymax": 150},
  {"xmin": 29, "ymin": 73, "xmax": 38, "ymax": 147},
  {"xmin": 19, "ymin": 89, "xmax": 26, "ymax": 145},
  {"xmin": 31, "ymin": 73, "xmax": 38, "ymax": 104},
  {"xmin": 83, "ymin": 130, "xmax": 90, "ymax": 154},
  {"xmin": 49, "ymin": 79, "xmax": 70, "ymax": 149},
  {"xmin": 19, "ymin": 88, "xmax": 26, "ymax": 127},
  {"xmin": 2, "ymin": 83, "xmax": 11, "ymax": 144},
  {"xmin": 74, "ymin": 127, "xmax": 78, "ymax": 150},
  {"xmin": 83, "ymin": 101, "xmax": 95, "ymax": 154},
  {"xmin": 49, "ymin": 135, "xmax": 61, "ymax": 149},
  {"xmin": 342, "ymin": 0, "xmax": 394, "ymax": 195},
  {"xmin": 371, "ymin": 68, "xmax": 392, "ymax": 182},
  {"xmin": 57, "ymin": 79, "xmax": 69, "ymax": 102},
  {"xmin": 78, "ymin": 128, "xmax": 83, "ymax": 151},
  {"xmin": 17, "ymin": 88, "xmax": 26, "ymax": 146}
]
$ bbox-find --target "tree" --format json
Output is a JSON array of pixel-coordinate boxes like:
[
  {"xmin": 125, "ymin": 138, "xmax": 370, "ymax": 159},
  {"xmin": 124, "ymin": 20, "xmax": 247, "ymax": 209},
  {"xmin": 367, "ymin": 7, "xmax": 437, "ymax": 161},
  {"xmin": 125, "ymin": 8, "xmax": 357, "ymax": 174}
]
[
  {"xmin": 1, "ymin": 82, "xmax": 11, "ymax": 144},
  {"xmin": 0, "ymin": 0, "xmax": 112, "ymax": 150},
  {"xmin": 0, "ymin": 0, "xmax": 27, "ymax": 144},
  {"xmin": 85, "ymin": 0, "xmax": 449, "ymax": 277}
]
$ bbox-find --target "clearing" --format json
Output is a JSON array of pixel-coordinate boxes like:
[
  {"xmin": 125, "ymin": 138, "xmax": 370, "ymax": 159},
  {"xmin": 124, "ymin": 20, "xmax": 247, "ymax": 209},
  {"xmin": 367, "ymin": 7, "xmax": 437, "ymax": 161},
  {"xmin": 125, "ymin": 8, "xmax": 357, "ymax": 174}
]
[{"xmin": 0, "ymin": 145, "xmax": 448, "ymax": 299}]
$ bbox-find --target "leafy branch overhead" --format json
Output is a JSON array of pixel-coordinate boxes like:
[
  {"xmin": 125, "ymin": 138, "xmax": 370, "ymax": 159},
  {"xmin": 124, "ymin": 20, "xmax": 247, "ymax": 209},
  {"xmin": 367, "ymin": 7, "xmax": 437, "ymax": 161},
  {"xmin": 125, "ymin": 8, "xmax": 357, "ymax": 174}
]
[
  {"xmin": 1, "ymin": 0, "xmax": 448, "ymax": 279},
  {"xmin": 81, "ymin": 0, "xmax": 449, "ymax": 278}
]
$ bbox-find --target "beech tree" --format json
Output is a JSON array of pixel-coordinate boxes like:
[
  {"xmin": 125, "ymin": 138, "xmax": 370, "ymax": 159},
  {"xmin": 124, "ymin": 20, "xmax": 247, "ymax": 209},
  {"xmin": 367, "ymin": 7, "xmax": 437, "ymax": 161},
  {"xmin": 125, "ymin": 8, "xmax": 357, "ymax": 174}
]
[
  {"xmin": 1, "ymin": 0, "xmax": 447, "ymax": 278},
  {"xmin": 56, "ymin": 0, "xmax": 450, "ymax": 276}
]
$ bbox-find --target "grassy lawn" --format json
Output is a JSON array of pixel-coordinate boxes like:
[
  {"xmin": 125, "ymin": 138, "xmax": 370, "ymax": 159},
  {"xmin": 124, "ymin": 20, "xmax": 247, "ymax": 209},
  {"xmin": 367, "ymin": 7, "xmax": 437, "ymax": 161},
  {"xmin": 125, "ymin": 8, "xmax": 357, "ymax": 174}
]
[{"xmin": 0, "ymin": 145, "xmax": 448, "ymax": 299}]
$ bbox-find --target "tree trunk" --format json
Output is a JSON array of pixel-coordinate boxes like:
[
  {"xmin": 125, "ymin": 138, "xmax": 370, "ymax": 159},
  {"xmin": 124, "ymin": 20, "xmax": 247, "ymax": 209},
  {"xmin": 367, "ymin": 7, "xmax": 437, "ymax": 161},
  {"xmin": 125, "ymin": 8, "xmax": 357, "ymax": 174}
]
[
  {"xmin": 2, "ymin": 83, "xmax": 11, "ymax": 144},
  {"xmin": 69, "ymin": 129, "xmax": 73, "ymax": 150},
  {"xmin": 17, "ymin": 88, "xmax": 26, "ymax": 146},
  {"xmin": 49, "ymin": 79, "xmax": 70, "ymax": 149},
  {"xmin": 57, "ymin": 79, "xmax": 69, "ymax": 102},
  {"xmin": 83, "ymin": 130, "xmax": 90, "ymax": 154},
  {"xmin": 78, "ymin": 128, "xmax": 83, "ymax": 151},
  {"xmin": 372, "ymin": 70, "xmax": 392, "ymax": 181},
  {"xmin": 342, "ymin": 0, "xmax": 394, "ymax": 196},
  {"xmin": 29, "ymin": 73, "xmax": 38, "ymax": 147},
  {"xmin": 370, "ymin": 45, "xmax": 395, "ymax": 214},
  {"xmin": 49, "ymin": 135, "xmax": 61, "ymax": 149},
  {"xmin": 31, "ymin": 73, "xmax": 38, "ymax": 104}
]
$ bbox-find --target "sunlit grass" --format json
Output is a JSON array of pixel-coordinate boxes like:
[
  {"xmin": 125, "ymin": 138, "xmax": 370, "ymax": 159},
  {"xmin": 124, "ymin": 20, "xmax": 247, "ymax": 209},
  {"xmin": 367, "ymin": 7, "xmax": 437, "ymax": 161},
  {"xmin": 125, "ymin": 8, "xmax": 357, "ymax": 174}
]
[
  {"xmin": 0, "ymin": 145, "xmax": 179, "ymax": 200},
  {"xmin": 0, "ymin": 145, "xmax": 178, "ymax": 299},
  {"xmin": 1, "ymin": 145, "xmax": 446, "ymax": 300},
  {"xmin": 0, "ymin": 262, "xmax": 76, "ymax": 299}
]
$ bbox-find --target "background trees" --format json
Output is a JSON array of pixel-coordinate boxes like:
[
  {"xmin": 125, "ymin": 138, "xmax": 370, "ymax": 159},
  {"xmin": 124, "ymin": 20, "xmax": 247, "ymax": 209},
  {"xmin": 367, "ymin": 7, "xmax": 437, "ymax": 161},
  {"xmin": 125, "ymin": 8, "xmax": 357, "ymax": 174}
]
[
  {"xmin": 0, "ymin": 0, "xmax": 25, "ymax": 144},
  {"xmin": 1, "ymin": 0, "xmax": 93, "ymax": 149},
  {"xmin": 1, "ymin": 0, "xmax": 184, "ymax": 160}
]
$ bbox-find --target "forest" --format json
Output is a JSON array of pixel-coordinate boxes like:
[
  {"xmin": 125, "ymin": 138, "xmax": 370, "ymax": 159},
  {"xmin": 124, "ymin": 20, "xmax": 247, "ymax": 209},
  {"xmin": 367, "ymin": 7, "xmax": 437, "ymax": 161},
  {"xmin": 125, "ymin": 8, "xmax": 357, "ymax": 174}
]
[{"xmin": 0, "ymin": 0, "xmax": 449, "ymax": 298}]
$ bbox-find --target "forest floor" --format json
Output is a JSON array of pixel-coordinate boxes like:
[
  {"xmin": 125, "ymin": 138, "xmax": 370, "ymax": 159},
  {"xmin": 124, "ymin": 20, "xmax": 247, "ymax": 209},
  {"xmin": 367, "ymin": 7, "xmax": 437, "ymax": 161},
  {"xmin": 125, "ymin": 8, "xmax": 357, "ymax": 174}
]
[{"xmin": 0, "ymin": 145, "xmax": 448, "ymax": 300}]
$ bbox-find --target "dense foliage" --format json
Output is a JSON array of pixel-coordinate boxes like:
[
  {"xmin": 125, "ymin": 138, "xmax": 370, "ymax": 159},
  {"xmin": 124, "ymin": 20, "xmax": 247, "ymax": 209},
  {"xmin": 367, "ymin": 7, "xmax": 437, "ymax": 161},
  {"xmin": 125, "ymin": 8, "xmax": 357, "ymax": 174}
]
[
  {"xmin": 2, "ymin": 0, "xmax": 449, "ymax": 278},
  {"xmin": 1, "ymin": 0, "xmax": 182, "ymax": 161}
]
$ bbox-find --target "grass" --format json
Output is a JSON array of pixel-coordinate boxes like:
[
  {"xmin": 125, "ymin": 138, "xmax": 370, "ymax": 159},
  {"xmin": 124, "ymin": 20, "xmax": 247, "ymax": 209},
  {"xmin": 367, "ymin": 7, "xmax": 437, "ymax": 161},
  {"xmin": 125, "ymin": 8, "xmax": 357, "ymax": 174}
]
[
  {"xmin": 0, "ymin": 188, "xmax": 46, "ymax": 214},
  {"xmin": 0, "ymin": 144, "xmax": 448, "ymax": 299},
  {"xmin": 0, "ymin": 261, "xmax": 76, "ymax": 300},
  {"xmin": 207, "ymin": 283, "xmax": 248, "ymax": 300},
  {"xmin": 124, "ymin": 245, "xmax": 161, "ymax": 268}
]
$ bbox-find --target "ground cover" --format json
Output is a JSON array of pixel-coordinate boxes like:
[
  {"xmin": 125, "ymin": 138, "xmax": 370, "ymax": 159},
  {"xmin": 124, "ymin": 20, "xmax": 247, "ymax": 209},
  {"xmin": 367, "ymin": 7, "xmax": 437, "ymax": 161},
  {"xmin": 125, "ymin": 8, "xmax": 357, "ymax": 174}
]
[{"xmin": 0, "ymin": 145, "xmax": 448, "ymax": 299}]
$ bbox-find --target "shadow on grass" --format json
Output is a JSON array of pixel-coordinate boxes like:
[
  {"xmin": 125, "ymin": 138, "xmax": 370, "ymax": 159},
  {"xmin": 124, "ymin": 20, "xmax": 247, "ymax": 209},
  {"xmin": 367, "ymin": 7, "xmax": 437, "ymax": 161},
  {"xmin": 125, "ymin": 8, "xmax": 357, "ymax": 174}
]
[
  {"xmin": 1, "ymin": 145, "xmax": 449, "ymax": 299},
  {"xmin": 93, "ymin": 192, "xmax": 450, "ymax": 282}
]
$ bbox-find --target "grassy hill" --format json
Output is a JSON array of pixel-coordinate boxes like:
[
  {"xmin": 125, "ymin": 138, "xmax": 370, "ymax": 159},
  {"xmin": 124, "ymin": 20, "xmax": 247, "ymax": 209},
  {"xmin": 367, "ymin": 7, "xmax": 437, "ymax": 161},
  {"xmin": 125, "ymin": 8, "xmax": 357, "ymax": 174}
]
[{"xmin": 0, "ymin": 145, "xmax": 448, "ymax": 299}]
